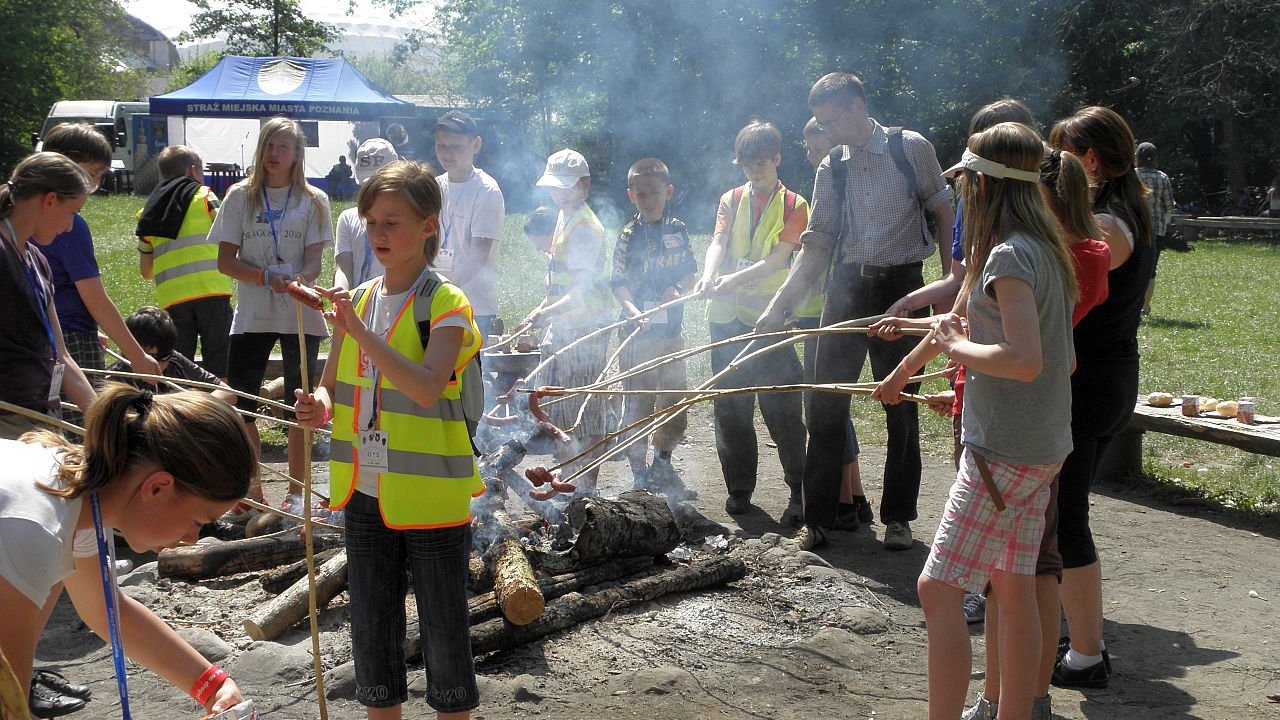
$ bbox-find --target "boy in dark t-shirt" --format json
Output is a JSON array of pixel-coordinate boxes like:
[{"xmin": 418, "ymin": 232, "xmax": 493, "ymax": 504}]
[
  {"xmin": 611, "ymin": 158, "xmax": 697, "ymax": 490},
  {"xmin": 107, "ymin": 306, "xmax": 237, "ymax": 406}
]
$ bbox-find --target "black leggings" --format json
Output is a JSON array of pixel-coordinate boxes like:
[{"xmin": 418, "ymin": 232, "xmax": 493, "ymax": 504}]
[{"xmin": 1057, "ymin": 354, "xmax": 1139, "ymax": 568}]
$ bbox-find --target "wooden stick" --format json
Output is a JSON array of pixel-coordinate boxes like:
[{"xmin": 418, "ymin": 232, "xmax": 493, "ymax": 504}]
[
  {"xmin": 87, "ymin": 359, "xmax": 295, "ymax": 414},
  {"xmin": 295, "ymin": 301, "xmax": 328, "ymax": 720},
  {"xmin": 481, "ymin": 320, "xmax": 531, "ymax": 352},
  {"xmin": 520, "ymin": 291, "xmax": 698, "ymax": 387},
  {"xmin": 540, "ymin": 321, "xmax": 643, "ymax": 411}
]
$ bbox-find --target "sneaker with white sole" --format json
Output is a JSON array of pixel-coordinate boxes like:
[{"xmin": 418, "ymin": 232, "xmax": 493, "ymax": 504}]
[
  {"xmin": 963, "ymin": 592, "xmax": 986, "ymax": 624},
  {"xmin": 961, "ymin": 694, "xmax": 995, "ymax": 720}
]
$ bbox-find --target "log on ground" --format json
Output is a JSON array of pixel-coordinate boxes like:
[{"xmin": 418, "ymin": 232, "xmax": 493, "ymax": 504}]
[
  {"xmin": 469, "ymin": 556, "xmax": 747, "ymax": 656},
  {"xmin": 493, "ymin": 538, "xmax": 544, "ymax": 625},
  {"xmin": 531, "ymin": 490, "xmax": 681, "ymax": 573},
  {"xmin": 158, "ymin": 530, "xmax": 343, "ymax": 580},
  {"xmin": 260, "ymin": 548, "xmax": 342, "ymax": 594},
  {"xmin": 243, "ymin": 551, "xmax": 349, "ymax": 641}
]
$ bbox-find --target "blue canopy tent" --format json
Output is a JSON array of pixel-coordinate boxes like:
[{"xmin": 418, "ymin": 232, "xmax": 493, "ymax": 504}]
[{"xmin": 148, "ymin": 56, "xmax": 415, "ymax": 193}]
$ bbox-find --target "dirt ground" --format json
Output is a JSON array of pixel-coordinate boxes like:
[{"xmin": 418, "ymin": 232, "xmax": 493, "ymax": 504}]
[{"xmin": 36, "ymin": 403, "xmax": 1280, "ymax": 719}]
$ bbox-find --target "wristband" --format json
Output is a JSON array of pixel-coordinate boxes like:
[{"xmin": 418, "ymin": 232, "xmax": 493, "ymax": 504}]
[
  {"xmin": 191, "ymin": 665, "xmax": 229, "ymax": 706},
  {"xmin": 259, "ymin": 268, "xmax": 269, "ymax": 287},
  {"xmin": 320, "ymin": 406, "xmax": 331, "ymax": 426}
]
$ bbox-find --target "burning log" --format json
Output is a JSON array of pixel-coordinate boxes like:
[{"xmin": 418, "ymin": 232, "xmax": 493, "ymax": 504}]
[
  {"xmin": 260, "ymin": 548, "xmax": 343, "ymax": 594},
  {"xmin": 493, "ymin": 538, "xmax": 544, "ymax": 625},
  {"xmin": 531, "ymin": 490, "xmax": 682, "ymax": 574},
  {"xmin": 468, "ymin": 556, "xmax": 747, "ymax": 656},
  {"xmin": 157, "ymin": 530, "xmax": 342, "ymax": 581},
  {"xmin": 243, "ymin": 551, "xmax": 349, "ymax": 641}
]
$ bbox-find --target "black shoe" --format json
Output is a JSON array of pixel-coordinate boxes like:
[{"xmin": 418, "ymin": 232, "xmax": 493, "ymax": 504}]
[
  {"xmin": 724, "ymin": 495, "xmax": 752, "ymax": 515},
  {"xmin": 34, "ymin": 669, "xmax": 91, "ymax": 701},
  {"xmin": 851, "ymin": 497, "xmax": 875, "ymax": 524},
  {"xmin": 831, "ymin": 503, "xmax": 861, "ymax": 531},
  {"xmin": 200, "ymin": 520, "xmax": 246, "ymax": 541},
  {"xmin": 29, "ymin": 683, "xmax": 86, "ymax": 719},
  {"xmin": 780, "ymin": 495, "xmax": 803, "ymax": 527},
  {"xmin": 1057, "ymin": 636, "xmax": 1112, "ymax": 675},
  {"xmin": 1052, "ymin": 656, "xmax": 1110, "ymax": 689}
]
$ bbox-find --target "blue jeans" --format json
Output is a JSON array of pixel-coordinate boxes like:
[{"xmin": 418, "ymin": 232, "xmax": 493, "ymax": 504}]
[{"xmin": 344, "ymin": 491, "xmax": 479, "ymax": 712}]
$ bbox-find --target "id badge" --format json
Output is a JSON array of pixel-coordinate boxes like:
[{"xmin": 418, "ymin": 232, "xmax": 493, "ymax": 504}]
[
  {"xmin": 735, "ymin": 257, "xmax": 754, "ymax": 272},
  {"xmin": 434, "ymin": 247, "xmax": 456, "ymax": 273},
  {"xmin": 359, "ymin": 429, "xmax": 390, "ymax": 472},
  {"xmin": 48, "ymin": 362, "xmax": 65, "ymax": 402},
  {"xmin": 357, "ymin": 350, "xmax": 373, "ymax": 379},
  {"xmin": 643, "ymin": 301, "xmax": 668, "ymax": 325}
]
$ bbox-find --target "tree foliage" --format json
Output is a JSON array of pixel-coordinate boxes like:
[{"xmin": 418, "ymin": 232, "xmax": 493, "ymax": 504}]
[
  {"xmin": 181, "ymin": 0, "xmax": 341, "ymax": 57},
  {"xmin": 0, "ymin": 0, "xmax": 151, "ymax": 171},
  {"xmin": 437, "ymin": 0, "xmax": 1280, "ymax": 218}
]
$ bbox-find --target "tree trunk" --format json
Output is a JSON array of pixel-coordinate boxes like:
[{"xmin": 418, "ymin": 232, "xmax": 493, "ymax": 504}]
[
  {"xmin": 157, "ymin": 530, "xmax": 343, "ymax": 581},
  {"xmin": 493, "ymin": 538, "xmax": 544, "ymax": 625},
  {"xmin": 242, "ymin": 551, "xmax": 348, "ymax": 641},
  {"xmin": 530, "ymin": 490, "xmax": 682, "ymax": 573},
  {"xmin": 260, "ymin": 548, "xmax": 342, "ymax": 594},
  {"xmin": 469, "ymin": 556, "xmax": 747, "ymax": 656}
]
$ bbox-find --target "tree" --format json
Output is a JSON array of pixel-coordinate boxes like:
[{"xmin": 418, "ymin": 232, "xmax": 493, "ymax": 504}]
[
  {"xmin": 0, "ymin": 0, "xmax": 151, "ymax": 171},
  {"xmin": 182, "ymin": 0, "xmax": 340, "ymax": 57}
]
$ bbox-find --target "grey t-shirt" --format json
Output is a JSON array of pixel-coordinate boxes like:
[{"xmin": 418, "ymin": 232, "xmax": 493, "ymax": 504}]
[{"xmin": 961, "ymin": 232, "xmax": 1074, "ymax": 465}]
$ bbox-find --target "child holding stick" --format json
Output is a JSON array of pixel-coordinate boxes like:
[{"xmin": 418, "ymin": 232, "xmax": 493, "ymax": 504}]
[
  {"xmin": 875, "ymin": 122, "xmax": 1078, "ymax": 720},
  {"xmin": 295, "ymin": 160, "xmax": 482, "ymax": 719}
]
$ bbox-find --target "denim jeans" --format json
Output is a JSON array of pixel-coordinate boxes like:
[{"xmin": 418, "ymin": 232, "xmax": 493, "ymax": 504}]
[
  {"xmin": 803, "ymin": 262, "xmax": 925, "ymax": 527},
  {"xmin": 344, "ymin": 491, "xmax": 479, "ymax": 712}
]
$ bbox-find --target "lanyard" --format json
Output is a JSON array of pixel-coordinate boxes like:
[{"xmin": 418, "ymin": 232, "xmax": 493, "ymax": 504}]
[
  {"xmin": 359, "ymin": 224, "xmax": 373, "ymax": 286},
  {"xmin": 438, "ymin": 175, "xmax": 480, "ymax": 251},
  {"xmin": 262, "ymin": 186, "xmax": 293, "ymax": 264},
  {"xmin": 356, "ymin": 271, "xmax": 427, "ymax": 430},
  {"xmin": 5, "ymin": 219, "xmax": 57, "ymax": 361},
  {"xmin": 90, "ymin": 493, "xmax": 134, "ymax": 720}
]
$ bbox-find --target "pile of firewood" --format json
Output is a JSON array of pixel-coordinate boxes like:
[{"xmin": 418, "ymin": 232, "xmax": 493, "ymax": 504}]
[{"xmin": 155, "ymin": 441, "xmax": 746, "ymax": 654}]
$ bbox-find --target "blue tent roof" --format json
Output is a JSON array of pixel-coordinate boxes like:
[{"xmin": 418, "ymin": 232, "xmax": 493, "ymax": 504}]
[{"xmin": 150, "ymin": 56, "xmax": 413, "ymax": 121}]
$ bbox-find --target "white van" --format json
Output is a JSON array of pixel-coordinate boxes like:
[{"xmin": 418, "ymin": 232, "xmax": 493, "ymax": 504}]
[{"xmin": 36, "ymin": 100, "xmax": 151, "ymax": 173}]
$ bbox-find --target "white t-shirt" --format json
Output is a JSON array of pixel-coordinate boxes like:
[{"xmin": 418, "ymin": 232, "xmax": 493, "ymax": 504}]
[
  {"xmin": 0, "ymin": 440, "xmax": 112, "ymax": 606},
  {"xmin": 334, "ymin": 207, "xmax": 385, "ymax": 289},
  {"xmin": 210, "ymin": 183, "xmax": 333, "ymax": 336},
  {"xmin": 435, "ymin": 168, "xmax": 504, "ymax": 316},
  {"xmin": 353, "ymin": 282, "xmax": 473, "ymax": 498}
]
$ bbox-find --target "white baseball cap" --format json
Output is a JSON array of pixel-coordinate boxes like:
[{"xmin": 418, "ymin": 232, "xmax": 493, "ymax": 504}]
[
  {"xmin": 536, "ymin": 148, "xmax": 591, "ymax": 188},
  {"xmin": 354, "ymin": 138, "xmax": 399, "ymax": 184}
]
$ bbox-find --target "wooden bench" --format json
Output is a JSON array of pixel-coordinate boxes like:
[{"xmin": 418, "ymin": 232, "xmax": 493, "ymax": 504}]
[
  {"xmin": 1174, "ymin": 215, "xmax": 1280, "ymax": 243},
  {"xmin": 1098, "ymin": 397, "xmax": 1280, "ymax": 482}
]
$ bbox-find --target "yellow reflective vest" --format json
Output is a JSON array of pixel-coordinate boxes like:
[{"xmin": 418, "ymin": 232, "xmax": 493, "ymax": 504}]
[
  {"xmin": 709, "ymin": 183, "xmax": 823, "ymax": 325},
  {"xmin": 329, "ymin": 269, "xmax": 485, "ymax": 529},
  {"xmin": 142, "ymin": 187, "xmax": 232, "ymax": 309},
  {"xmin": 547, "ymin": 204, "xmax": 611, "ymax": 328}
]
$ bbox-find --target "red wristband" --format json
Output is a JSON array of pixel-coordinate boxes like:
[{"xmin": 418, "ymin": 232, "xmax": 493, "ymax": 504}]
[
  {"xmin": 320, "ymin": 406, "xmax": 331, "ymax": 426},
  {"xmin": 191, "ymin": 665, "xmax": 229, "ymax": 706}
]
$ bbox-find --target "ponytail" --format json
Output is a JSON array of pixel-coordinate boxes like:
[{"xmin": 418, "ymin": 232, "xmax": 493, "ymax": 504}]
[
  {"xmin": 1040, "ymin": 149, "xmax": 1100, "ymax": 243},
  {"xmin": 0, "ymin": 152, "xmax": 93, "ymax": 222},
  {"xmin": 33, "ymin": 383, "xmax": 256, "ymax": 502}
]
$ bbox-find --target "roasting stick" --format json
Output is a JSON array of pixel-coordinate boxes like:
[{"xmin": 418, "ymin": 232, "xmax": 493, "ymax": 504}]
[
  {"xmin": 0, "ymin": 399, "xmax": 339, "ymax": 534},
  {"xmin": 294, "ymin": 298, "xmax": 329, "ymax": 720},
  {"xmin": 520, "ymin": 291, "xmax": 699, "ymax": 387},
  {"xmin": 481, "ymin": 320, "xmax": 531, "ymax": 352},
  {"xmin": 541, "ymin": 319, "xmax": 642, "ymax": 414}
]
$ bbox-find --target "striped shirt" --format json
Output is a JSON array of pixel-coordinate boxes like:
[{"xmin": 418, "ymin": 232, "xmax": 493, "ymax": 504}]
[{"xmin": 801, "ymin": 119, "xmax": 951, "ymax": 266}]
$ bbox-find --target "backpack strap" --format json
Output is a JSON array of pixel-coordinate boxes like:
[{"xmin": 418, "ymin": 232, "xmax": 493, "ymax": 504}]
[
  {"xmin": 885, "ymin": 127, "xmax": 921, "ymax": 204},
  {"xmin": 411, "ymin": 276, "xmax": 484, "ymax": 457},
  {"xmin": 782, "ymin": 189, "xmax": 799, "ymax": 223},
  {"xmin": 827, "ymin": 146, "xmax": 849, "ymax": 261}
]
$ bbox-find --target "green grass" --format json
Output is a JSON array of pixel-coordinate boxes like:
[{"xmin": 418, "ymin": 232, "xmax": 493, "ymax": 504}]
[{"xmin": 82, "ymin": 193, "xmax": 1280, "ymax": 511}]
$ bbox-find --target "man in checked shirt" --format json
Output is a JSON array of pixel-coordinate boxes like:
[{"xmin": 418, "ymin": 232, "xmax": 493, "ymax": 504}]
[{"xmin": 758, "ymin": 72, "xmax": 954, "ymax": 551}]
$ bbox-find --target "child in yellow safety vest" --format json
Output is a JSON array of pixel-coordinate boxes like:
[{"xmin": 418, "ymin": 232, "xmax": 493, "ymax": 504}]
[
  {"xmin": 694, "ymin": 120, "xmax": 810, "ymax": 518},
  {"xmin": 135, "ymin": 145, "xmax": 234, "ymax": 380},
  {"xmin": 295, "ymin": 160, "xmax": 482, "ymax": 718}
]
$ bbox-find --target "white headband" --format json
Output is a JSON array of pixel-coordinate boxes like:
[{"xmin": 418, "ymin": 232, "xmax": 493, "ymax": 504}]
[{"xmin": 942, "ymin": 149, "xmax": 1041, "ymax": 183}]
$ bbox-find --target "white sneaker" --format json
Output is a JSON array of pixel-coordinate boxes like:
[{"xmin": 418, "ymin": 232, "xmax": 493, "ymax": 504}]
[
  {"xmin": 220, "ymin": 502, "xmax": 262, "ymax": 524},
  {"xmin": 114, "ymin": 559, "xmax": 133, "ymax": 574},
  {"xmin": 961, "ymin": 694, "xmax": 995, "ymax": 720}
]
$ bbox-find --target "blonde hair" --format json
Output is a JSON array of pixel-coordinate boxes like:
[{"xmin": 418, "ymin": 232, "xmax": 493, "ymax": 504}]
[
  {"xmin": 32, "ymin": 383, "xmax": 256, "ymax": 502},
  {"xmin": 1040, "ymin": 148, "xmax": 1100, "ymax": 244},
  {"xmin": 0, "ymin": 152, "xmax": 92, "ymax": 222},
  {"xmin": 244, "ymin": 117, "xmax": 327, "ymax": 216},
  {"xmin": 356, "ymin": 160, "xmax": 443, "ymax": 263},
  {"xmin": 958, "ymin": 122, "xmax": 1079, "ymax": 304}
]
